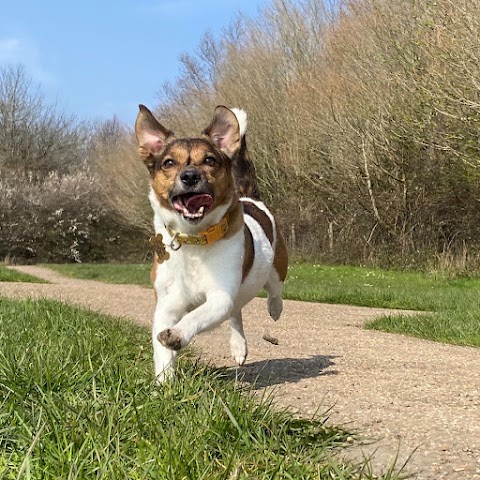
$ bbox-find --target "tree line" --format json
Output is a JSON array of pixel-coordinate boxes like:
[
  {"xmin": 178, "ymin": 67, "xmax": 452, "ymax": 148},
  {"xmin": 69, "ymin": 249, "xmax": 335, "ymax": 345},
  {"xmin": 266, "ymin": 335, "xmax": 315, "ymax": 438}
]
[
  {"xmin": 151, "ymin": 0, "xmax": 480, "ymax": 269},
  {"xmin": 3, "ymin": 0, "xmax": 480, "ymax": 269}
]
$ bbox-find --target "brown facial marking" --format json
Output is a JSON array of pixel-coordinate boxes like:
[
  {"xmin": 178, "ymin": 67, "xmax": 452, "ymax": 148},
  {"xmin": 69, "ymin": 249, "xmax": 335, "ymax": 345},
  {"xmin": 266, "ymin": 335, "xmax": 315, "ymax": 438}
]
[
  {"xmin": 273, "ymin": 224, "xmax": 288, "ymax": 282},
  {"xmin": 242, "ymin": 200, "xmax": 274, "ymax": 244},
  {"xmin": 149, "ymin": 143, "xmax": 184, "ymax": 210},
  {"xmin": 242, "ymin": 224, "xmax": 255, "ymax": 283},
  {"xmin": 150, "ymin": 138, "xmax": 232, "ymax": 213}
]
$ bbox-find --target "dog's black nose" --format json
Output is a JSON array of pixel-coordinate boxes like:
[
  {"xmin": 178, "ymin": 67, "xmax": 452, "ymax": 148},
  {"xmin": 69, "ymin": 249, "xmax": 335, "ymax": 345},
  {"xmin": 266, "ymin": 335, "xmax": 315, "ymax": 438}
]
[{"xmin": 180, "ymin": 168, "xmax": 201, "ymax": 186}]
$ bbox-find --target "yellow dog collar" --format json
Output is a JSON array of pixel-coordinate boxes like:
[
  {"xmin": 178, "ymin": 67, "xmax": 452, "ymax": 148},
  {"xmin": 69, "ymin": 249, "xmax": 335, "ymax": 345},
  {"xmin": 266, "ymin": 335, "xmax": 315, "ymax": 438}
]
[
  {"xmin": 166, "ymin": 215, "xmax": 229, "ymax": 246},
  {"xmin": 149, "ymin": 215, "xmax": 229, "ymax": 263}
]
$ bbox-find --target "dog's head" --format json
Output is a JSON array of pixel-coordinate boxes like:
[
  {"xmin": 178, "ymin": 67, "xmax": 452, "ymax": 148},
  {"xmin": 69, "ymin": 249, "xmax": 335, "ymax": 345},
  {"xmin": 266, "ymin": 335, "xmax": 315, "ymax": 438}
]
[{"xmin": 135, "ymin": 105, "xmax": 242, "ymax": 226}]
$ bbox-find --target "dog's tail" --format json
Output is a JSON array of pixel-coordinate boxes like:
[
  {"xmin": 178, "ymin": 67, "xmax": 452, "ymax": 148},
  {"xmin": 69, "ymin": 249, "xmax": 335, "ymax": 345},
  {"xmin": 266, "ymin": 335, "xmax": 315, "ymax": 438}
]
[{"xmin": 231, "ymin": 108, "xmax": 261, "ymax": 200}]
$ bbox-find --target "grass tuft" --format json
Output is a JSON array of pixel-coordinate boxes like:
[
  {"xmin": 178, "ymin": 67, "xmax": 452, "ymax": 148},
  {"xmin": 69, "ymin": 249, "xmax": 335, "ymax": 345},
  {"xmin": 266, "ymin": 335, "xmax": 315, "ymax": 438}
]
[
  {"xmin": 0, "ymin": 297, "xmax": 398, "ymax": 479},
  {"xmin": 0, "ymin": 266, "xmax": 45, "ymax": 283}
]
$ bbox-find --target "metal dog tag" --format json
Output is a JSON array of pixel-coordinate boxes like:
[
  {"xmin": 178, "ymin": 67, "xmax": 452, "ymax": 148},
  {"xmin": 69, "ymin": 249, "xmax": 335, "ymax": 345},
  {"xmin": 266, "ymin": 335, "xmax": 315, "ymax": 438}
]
[{"xmin": 149, "ymin": 234, "xmax": 170, "ymax": 263}]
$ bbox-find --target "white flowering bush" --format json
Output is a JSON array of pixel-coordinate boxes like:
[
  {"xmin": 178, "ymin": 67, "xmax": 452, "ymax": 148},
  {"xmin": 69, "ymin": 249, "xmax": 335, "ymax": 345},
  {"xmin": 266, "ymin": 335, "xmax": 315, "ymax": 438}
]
[
  {"xmin": 0, "ymin": 169, "xmax": 145, "ymax": 263},
  {"xmin": 0, "ymin": 66, "xmax": 147, "ymax": 263}
]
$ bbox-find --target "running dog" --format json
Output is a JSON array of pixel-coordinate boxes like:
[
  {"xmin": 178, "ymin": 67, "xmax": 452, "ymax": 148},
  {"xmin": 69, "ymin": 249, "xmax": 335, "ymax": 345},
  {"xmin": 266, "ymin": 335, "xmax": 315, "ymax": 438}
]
[{"xmin": 135, "ymin": 105, "xmax": 287, "ymax": 381}]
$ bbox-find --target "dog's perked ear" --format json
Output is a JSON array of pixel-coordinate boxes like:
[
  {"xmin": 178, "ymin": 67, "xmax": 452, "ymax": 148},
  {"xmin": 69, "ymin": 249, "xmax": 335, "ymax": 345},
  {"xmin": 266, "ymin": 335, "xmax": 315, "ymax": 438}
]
[
  {"xmin": 135, "ymin": 105, "xmax": 173, "ymax": 172},
  {"xmin": 203, "ymin": 106, "xmax": 241, "ymax": 158}
]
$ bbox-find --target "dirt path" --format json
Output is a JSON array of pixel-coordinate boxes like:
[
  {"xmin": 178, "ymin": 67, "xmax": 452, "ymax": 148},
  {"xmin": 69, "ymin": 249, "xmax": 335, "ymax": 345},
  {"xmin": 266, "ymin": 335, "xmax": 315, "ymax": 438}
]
[{"xmin": 2, "ymin": 265, "xmax": 480, "ymax": 479}]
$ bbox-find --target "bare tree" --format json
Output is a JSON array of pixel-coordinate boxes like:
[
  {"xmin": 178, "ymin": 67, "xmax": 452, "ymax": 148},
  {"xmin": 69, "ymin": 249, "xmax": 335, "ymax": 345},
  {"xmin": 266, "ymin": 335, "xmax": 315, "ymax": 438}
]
[
  {"xmin": 95, "ymin": 0, "xmax": 480, "ymax": 268},
  {"xmin": 0, "ymin": 64, "xmax": 84, "ymax": 177}
]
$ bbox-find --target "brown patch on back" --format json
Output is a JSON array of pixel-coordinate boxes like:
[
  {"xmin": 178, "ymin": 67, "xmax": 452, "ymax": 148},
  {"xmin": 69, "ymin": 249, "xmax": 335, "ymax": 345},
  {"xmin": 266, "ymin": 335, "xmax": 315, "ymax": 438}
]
[
  {"xmin": 223, "ymin": 197, "xmax": 243, "ymax": 240},
  {"xmin": 273, "ymin": 224, "xmax": 288, "ymax": 282},
  {"xmin": 242, "ymin": 199, "xmax": 287, "ymax": 281},
  {"xmin": 242, "ymin": 225, "xmax": 255, "ymax": 282},
  {"xmin": 242, "ymin": 200, "xmax": 274, "ymax": 244}
]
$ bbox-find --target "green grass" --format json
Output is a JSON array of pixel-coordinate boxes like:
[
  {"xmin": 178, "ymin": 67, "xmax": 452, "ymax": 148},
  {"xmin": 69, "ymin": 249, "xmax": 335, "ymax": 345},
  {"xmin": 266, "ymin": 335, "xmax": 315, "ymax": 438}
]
[
  {"xmin": 0, "ymin": 266, "xmax": 45, "ymax": 283},
  {"xmin": 285, "ymin": 264, "xmax": 480, "ymax": 347},
  {"xmin": 49, "ymin": 262, "xmax": 480, "ymax": 311},
  {"xmin": 47, "ymin": 262, "xmax": 480, "ymax": 347},
  {"xmin": 47, "ymin": 263, "xmax": 152, "ymax": 287},
  {"xmin": 365, "ymin": 310, "xmax": 480, "ymax": 346},
  {"xmin": 0, "ymin": 297, "xmax": 401, "ymax": 479},
  {"xmin": 282, "ymin": 264, "xmax": 470, "ymax": 311}
]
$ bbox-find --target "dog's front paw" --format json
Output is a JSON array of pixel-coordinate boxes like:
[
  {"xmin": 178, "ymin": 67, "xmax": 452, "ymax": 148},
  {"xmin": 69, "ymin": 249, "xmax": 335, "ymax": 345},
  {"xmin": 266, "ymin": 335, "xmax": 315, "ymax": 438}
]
[
  {"xmin": 155, "ymin": 368, "xmax": 175, "ymax": 384},
  {"xmin": 230, "ymin": 337, "xmax": 248, "ymax": 366},
  {"xmin": 158, "ymin": 328, "xmax": 183, "ymax": 351}
]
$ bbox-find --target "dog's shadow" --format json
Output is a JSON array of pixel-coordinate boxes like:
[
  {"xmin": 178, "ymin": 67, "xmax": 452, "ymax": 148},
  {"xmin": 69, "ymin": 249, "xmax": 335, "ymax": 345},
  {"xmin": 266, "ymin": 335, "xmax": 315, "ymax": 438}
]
[{"xmin": 227, "ymin": 355, "xmax": 339, "ymax": 389}]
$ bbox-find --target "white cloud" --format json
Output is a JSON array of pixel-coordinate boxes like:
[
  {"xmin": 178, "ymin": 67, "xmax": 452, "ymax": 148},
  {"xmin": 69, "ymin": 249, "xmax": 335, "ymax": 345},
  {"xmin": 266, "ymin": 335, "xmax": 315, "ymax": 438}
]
[
  {"xmin": 0, "ymin": 36, "xmax": 54, "ymax": 84},
  {"xmin": 0, "ymin": 38, "xmax": 22, "ymax": 62}
]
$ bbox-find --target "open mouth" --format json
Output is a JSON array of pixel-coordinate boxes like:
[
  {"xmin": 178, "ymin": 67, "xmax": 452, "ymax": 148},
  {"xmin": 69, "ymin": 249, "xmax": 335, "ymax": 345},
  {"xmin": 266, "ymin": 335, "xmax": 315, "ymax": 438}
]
[{"xmin": 172, "ymin": 193, "xmax": 214, "ymax": 221}]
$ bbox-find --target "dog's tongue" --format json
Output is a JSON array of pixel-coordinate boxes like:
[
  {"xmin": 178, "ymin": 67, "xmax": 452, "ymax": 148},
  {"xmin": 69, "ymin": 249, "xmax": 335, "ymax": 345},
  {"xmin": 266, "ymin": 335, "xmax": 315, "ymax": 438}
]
[{"xmin": 185, "ymin": 194, "xmax": 214, "ymax": 213}]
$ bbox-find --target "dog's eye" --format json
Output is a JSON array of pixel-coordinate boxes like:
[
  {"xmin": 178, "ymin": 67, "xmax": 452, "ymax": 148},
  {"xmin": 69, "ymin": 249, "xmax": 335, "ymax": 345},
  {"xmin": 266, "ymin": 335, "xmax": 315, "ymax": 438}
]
[
  {"xmin": 204, "ymin": 156, "xmax": 216, "ymax": 166},
  {"xmin": 162, "ymin": 159, "xmax": 176, "ymax": 169}
]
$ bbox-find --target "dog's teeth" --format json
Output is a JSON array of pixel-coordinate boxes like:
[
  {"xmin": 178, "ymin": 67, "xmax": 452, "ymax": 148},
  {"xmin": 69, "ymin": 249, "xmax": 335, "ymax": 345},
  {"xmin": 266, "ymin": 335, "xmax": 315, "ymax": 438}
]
[{"xmin": 180, "ymin": 205, "xmax": 206, "ymax": 219}]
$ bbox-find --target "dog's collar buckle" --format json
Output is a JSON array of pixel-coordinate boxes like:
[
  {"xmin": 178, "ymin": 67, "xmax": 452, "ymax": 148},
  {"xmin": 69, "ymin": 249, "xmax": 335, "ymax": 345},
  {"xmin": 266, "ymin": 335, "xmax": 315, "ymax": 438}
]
[{"xmin": 169, "ymin": 232, "xmax": 182, "ymax": 251}]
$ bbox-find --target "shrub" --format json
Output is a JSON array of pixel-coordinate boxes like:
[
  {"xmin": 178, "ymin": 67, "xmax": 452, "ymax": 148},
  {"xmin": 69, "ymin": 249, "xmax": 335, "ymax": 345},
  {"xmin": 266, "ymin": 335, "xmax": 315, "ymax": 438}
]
[{"xmin": 0, "ymin": 171, "xmax": 147, "ymax": 263}]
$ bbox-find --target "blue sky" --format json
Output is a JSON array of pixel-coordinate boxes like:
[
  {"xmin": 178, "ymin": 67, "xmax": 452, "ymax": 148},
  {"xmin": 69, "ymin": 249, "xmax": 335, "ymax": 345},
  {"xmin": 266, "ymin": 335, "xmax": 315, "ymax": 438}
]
[{"xmin": 0, "ymin": 0, "xmax": 268, "ymax": 125}]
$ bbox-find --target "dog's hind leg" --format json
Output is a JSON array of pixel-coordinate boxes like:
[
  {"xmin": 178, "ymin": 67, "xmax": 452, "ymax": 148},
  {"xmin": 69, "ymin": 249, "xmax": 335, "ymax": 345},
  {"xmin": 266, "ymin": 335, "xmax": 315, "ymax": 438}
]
[
  {"xmin": 230, "ymin": 310, "xmax": 248, "ymax": 366},
  {"xmin": 265, "ymin": 269, "xmax": 284, "ymax": 321}
]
